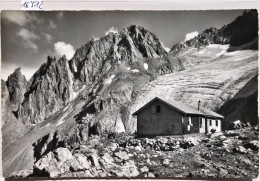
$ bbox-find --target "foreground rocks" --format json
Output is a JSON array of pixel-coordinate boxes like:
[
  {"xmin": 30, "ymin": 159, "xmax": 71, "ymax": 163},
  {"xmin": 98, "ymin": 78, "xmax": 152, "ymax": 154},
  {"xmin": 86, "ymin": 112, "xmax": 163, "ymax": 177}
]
[
  {"xmin": 32, "ymin": 146, "xmax": 139, "ymax": 178},
  {"xmin": 10, "ymin": 126, "xmax": 258, "ymax": 179},
  {"xmin": 122, "ymin": 136, "xmax": 200, "ymax": 151}
]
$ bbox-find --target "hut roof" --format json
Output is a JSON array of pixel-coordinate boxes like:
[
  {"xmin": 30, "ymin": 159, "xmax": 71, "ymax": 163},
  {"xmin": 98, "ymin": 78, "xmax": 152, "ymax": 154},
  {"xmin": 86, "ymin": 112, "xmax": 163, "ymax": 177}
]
[{"xmin": 132, "ymin": 97, "xmax": 224, "ymax": 119}]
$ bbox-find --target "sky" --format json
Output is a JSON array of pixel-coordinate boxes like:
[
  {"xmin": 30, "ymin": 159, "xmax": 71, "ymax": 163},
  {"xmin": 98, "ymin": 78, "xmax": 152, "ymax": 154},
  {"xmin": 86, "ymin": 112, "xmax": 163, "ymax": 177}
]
[{"xmin": 1, "ymin": 10, "xmax": 245, "ymax": 80}]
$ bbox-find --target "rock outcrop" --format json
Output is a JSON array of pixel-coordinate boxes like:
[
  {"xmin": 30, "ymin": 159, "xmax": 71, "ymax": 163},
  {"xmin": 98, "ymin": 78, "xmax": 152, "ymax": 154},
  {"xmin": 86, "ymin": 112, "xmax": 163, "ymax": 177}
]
[{"xmin": 32, "ymin": 146, "xmax": 139, "ymax": 178}]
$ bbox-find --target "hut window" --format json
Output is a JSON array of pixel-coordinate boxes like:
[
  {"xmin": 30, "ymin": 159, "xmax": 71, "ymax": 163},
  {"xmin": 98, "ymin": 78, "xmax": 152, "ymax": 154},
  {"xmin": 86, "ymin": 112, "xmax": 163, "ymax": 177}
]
[
  {"xmin": 216, "ymin": 120, "xmax": 218, "ymax": 126},
  {"xmin": 209, "ymin": 119, "xmax": 212, "ymax": 126},
  {"xmin": 156, "ymin": 105, "xmax": 161, "ymax": 113},
  {"xmin": 151, "ymin": 105, "xmax": 156, "ymax": 113}
]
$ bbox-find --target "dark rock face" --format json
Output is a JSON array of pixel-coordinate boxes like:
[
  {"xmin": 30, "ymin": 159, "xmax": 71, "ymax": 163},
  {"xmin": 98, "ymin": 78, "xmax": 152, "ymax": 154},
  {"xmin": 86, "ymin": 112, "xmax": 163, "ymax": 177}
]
[
  {"xmin": 217, "ymin": 75, "xmax": 258, "ymax": 130},
  {"xmin": 6, "ymin": 68, "xmax": 27, "ymax": 110},
  {"xmin": 170, "ymin": 10, "xmax": 258, "ymax": 54},
  {"xmin": 227, "ymin": 10, "xmax": 258, "ymax": 48}
]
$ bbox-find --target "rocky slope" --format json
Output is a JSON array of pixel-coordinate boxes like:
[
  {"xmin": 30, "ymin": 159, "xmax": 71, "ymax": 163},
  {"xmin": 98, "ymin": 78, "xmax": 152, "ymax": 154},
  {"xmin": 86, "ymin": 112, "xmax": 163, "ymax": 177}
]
[{"xmin": 9, "ymin": 125, "xmax": 259, "ymax": 178}]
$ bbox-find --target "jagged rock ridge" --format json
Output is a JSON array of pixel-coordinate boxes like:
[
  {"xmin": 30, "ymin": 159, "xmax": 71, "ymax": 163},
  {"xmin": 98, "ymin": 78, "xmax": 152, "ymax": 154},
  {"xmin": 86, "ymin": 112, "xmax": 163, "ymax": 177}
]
[
  {"xmin": 170, "ymin": 9, "xmax": 258, "ymax": 55},
  {"xmin": 17, "ymin": 56, "xmax": 75, "ymax": 124}
]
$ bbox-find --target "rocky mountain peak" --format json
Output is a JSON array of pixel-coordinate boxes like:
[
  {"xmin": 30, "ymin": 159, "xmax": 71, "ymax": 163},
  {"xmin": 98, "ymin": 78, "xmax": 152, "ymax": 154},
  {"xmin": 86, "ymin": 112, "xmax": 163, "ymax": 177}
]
[
  {"xmin": 8, "ymin": 67, "xmax": 25, "ymax": 80},
  {"xmin": 6, "ymin": 67, "xmax": 27, "ymax": 109},
  {"xmin": 124, "ymin": 25, "xmax": 147, "ymax": 37},
  {"xmin": 225, "ymin": 9, "xmax": 258, "ymax": 47},
  {"xmin": 119, "ymin": 25, "xmax": 167, "ymax": 59},
  {"xmin": 47, "ymin": 56, "xmax": 57, "ymax": 65}
]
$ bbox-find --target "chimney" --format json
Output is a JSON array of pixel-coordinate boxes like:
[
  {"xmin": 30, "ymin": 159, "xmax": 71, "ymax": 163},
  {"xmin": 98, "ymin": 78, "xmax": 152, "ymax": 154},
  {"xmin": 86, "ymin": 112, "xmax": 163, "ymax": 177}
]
[{"xmin": 198, "ymin": 100, "xmax": 201, "ymax": 111}]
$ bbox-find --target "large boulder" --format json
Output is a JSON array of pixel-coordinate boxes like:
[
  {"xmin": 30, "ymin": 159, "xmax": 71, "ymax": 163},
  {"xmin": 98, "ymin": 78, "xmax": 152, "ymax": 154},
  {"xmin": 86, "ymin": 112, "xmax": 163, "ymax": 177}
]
[
  {"xmin": 233, "ymin": 146, "xmax": 248, "ymax": 154},
  {"xmin": 114, "ymin": 151, "xmax": 129, "ymax": 161},
  {"xmin": 110, "ymin": 160, "xmax": 139, "ymax": 177},
  {"xmin": 34, "ymin": 147, "xmax": 91, "ymax": 177},
  {"xmin": 228, "ymin": 120, "xmax": 245, "ymax": 130}
]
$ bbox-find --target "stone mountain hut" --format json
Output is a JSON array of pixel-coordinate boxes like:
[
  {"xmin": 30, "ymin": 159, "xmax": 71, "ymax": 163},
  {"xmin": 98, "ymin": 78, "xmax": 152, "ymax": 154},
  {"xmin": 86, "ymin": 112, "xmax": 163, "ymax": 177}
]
[{"xmin": 132, "ymin": 97, "xmax": 224, "ymax": 136}]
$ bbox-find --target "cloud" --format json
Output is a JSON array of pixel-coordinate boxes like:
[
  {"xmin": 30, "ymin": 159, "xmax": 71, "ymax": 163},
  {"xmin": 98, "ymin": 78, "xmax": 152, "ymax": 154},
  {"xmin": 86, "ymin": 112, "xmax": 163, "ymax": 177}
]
[
  {"xmin": 16, "ymin": 28, "xmax": 40, "ymax": 51},
  {"xmin": 2, "ymin": 11, "xmax": 43, "ymax": 26},
  {"xmin": 105, "ymin": 27, "xmax": 118, "ymax": 35},
  {"xmin": 41, "ymin": 33, "xmax": 53, "ymax": 43},
  {"xmin": 2, "ymin": 11, "xmax": 28, "ymax": 26},
  {"xmin": 49, "ymin": 20, "xmax": 57, "ymax": 29},
  {"xmin": 184, "ymin": 31, "xmax": 199, "ymax": 42},
  {"xmin": 54, "ymin": 42, "xmax": 75, "ymax": 59},
  {"xmin": 57, "ymin": 12, "xmax": 64, "ymax": 20},
  {"xmin": 160, "ymin": 41, "xmax": 170, "ymax": 52}
]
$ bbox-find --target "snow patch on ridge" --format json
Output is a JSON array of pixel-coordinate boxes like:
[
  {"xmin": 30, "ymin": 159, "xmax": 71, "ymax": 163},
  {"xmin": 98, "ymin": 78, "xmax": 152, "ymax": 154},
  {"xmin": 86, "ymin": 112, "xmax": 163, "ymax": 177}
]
[
  {"xmin": 195, "ymin": 44, "xmax": 230, "ymax": 57},
  {"xmin": 104, "ymin": 75, "xmax": 115, "ymax": 84},
  {"xmin": 160, "ymin": 41, "xmax": 170, "ymax": 52},
  {"xmin": 184, "ymin": 31, "xmax": 199, "ymax": 42},
  {"xmin": 56, "ymin": 120, "xmax": 64, "ymax": 126},
  {"xmin": 131, "ymin": 69, "xmax": 140, "ymax": 73},
  {"xmin": 144, "ymin": 63, "xmax": 148, "ymax": 70},
  {"xmin": 105, "ymin": 27, "xmax": 118, "ymax": 35}
]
